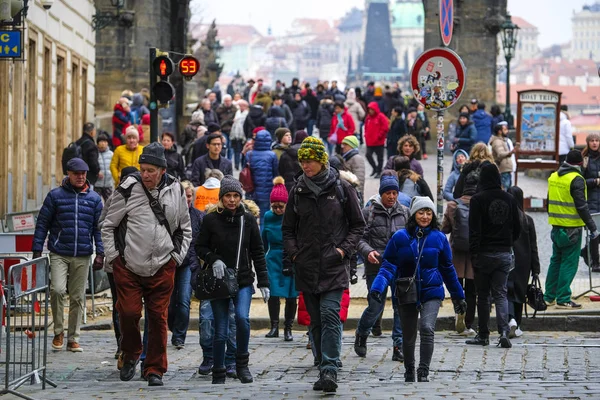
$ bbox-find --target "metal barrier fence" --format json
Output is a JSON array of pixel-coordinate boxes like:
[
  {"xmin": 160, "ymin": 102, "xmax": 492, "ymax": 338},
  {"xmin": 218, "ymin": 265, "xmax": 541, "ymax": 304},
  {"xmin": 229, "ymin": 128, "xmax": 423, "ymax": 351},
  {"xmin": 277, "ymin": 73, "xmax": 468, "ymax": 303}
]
[{"xmin": 0, "ymin": 256, "xmax": 56, "ymax": 400}]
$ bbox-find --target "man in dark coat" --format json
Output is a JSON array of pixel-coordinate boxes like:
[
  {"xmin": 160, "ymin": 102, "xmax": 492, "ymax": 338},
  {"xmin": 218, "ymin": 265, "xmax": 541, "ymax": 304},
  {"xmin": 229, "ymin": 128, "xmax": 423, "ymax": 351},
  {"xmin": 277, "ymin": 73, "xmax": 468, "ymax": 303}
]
[
  {"xmin": 282, "ymin": 137, "xmax": 365, "ymax": 393},
  {"xmin": 466, "ymin": 163, "xmax": 521, "ymax": 349},
  {"xmin": 191, "ymin": 133, "xmax": 233, "ymax": 186},
  {"xmin": 32, "ymin": 158, "xmax": 104, "ymax": 353},
  {"xmin": 76, "ymin": 123, "xmax": 101, "ymax": 185},
  {"xmin": 303, "ymin": 86, "xmax": 320, "ymax": 137}
]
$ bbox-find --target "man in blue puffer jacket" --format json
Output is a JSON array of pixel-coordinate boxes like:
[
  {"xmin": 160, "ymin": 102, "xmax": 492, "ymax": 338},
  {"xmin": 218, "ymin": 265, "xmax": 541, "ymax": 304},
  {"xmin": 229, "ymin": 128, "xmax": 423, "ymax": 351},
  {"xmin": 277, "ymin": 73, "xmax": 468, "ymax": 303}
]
[
  {"xmin": 471, "ymin": 103, "xmax": 493, "ymax": 145},
  {"xmin": 32, "ymin": 158, "xmax": 104, "ymax": 353},
  {"xmin": 245, "ymin": 130, "xmax": 278, "ymax": 226}
]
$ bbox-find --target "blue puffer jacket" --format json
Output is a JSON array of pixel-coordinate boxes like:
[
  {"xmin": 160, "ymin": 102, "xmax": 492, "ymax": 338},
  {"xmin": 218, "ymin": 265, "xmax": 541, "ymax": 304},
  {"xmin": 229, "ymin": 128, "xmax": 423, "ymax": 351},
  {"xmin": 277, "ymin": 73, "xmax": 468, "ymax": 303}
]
[
  {"xmin": 265, "ymin": 106, "xmax": 288, "ymax": 141},
  {"xmin": 246, "ymin": 130, "xmax": 278, "ymax": 220},
  {"xmin": 33, "ymin": 178, "xmax": 104, "ymax": 257},
  {"xmin": 372, "ymin": 227, "xmax": 464, "ymax": 305},
  {"xmin": 472, "ymin": 109, "xmax": 492, "ymax": 145}
]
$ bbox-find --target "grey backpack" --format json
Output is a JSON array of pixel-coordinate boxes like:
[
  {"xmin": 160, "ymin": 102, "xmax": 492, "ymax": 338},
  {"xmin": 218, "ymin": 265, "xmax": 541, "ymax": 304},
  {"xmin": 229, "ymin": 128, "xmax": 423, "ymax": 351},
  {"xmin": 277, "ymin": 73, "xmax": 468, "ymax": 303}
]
[{"xmin": 451, "ymin": 198, "xmax": 470, "ymax": 252}]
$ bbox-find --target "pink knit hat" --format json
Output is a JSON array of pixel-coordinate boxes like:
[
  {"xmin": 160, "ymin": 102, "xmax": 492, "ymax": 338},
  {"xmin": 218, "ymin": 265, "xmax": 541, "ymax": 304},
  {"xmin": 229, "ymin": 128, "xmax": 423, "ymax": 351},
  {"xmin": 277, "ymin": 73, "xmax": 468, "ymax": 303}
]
[{"xmin": 270, "ymin": 177, "xmax": 288, "ymax": 203}]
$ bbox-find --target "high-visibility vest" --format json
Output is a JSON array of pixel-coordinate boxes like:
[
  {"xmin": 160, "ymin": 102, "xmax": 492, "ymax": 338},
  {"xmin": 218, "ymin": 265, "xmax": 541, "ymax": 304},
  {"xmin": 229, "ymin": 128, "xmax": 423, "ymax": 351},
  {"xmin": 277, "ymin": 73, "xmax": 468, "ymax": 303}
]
[{"xmin": 548, "ymin": 171, "xmax": 586, "ymax": 227}]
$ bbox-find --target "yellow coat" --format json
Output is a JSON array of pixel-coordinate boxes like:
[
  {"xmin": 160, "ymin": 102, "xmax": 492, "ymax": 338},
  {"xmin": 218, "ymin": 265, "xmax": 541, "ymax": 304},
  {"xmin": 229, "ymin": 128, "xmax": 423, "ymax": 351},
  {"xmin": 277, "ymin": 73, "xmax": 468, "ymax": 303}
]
[{"xmin": 110, "ymin": 144, "xmax": 144, "ymax": 186}]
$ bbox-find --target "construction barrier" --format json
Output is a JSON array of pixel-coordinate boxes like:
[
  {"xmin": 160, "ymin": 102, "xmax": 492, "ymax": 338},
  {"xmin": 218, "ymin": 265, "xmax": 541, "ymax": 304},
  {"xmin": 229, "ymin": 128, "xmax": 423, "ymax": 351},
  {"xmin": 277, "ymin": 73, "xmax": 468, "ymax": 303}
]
[{"xmin": 0, "ymin": 256, "xmax": 56, "ymax": 399}]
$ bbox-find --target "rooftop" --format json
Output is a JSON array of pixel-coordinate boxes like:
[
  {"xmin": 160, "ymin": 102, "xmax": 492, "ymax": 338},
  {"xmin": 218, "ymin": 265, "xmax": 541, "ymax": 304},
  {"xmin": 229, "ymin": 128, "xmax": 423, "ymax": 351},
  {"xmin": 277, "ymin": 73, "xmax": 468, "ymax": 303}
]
[
  {"xmin": 191, "ymin": 24, "xmax": 262, "ymax": 47},
  {"xmin": 511, "ymin": 16, "xmax": 537, "ymax": 30},
  {"xmin": 497, "ymin": 83, "xmax": 600, "ymax": 106},
  {"xmin": 391, "ymin": 0, "xmax": 424, "ymax": 29},
  {"xmin": 338, "ymin": 7, "xmax": 363, "ymax": 32}
]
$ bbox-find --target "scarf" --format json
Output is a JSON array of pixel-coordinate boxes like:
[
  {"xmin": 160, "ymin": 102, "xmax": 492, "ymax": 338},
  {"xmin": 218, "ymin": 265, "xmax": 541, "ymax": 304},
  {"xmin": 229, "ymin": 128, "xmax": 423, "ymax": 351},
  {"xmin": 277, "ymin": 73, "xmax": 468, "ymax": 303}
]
[
  {"xmin": 342, "ymin": 148, "xmax": 359, "ymax": 161},
  {"xmin": 303, "ymin": 165, "xmax": 336, "ymax": 197}
]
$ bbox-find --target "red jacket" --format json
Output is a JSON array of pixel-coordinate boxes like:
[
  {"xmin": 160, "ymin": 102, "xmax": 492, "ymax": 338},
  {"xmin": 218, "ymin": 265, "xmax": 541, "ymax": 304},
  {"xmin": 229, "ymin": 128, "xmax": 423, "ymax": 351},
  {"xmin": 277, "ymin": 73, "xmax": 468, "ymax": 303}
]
[
  {"xmin": 297, "ymin": 289, "xmax": 350, "ymax": 326},
  {"xmin": 364, "ymin": 102, "xmax": 389, "ymax": 147},
  {"xmin": 112, "ymin": 103, "xmax": 131, "ymax": 147},
  {"xmin": 329, "ymin": 109, "xmax": 356, "ymax": 144}
]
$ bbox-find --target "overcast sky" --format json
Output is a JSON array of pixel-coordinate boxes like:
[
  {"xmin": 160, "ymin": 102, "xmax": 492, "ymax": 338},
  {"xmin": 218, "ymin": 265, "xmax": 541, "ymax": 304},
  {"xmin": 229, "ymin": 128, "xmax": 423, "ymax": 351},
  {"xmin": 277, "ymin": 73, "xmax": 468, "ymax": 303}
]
[{"xmin": 191, "ymin": 0, "xmax": 593, "ymax": 49}]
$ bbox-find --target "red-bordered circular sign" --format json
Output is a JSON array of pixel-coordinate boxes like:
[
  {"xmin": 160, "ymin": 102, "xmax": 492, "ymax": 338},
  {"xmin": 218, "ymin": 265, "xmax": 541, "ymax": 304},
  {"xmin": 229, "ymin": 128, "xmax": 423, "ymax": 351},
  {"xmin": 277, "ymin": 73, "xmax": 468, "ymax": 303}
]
[
  {"xmin": 410, "ymin": 47, "xmax": 466, "ymax": 111},
  {"xmin": 179, "ymin": 56, "xmax": 200, "ymax": 78},
  {"xmin": 439, "ymin": 0, "xmax": 454, "ymax": 47}
]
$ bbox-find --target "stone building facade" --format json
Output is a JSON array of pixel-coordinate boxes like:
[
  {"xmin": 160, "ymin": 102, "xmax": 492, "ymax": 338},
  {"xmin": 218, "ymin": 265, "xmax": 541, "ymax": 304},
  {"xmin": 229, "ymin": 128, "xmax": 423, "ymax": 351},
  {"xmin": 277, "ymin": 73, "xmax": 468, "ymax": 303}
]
[
  {"xmin": 423, "ymin": 0, "xmax": 507, "ymax": 107},
  {"xmin": 0, "ymin": 0, "xmax": 95, "ymax": 216}
]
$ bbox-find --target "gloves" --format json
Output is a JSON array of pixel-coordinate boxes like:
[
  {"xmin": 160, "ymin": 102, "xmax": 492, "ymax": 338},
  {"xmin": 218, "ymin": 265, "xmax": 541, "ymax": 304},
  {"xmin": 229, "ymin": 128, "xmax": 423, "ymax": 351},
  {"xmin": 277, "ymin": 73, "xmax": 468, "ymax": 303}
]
[
  {"xmin": 350, "ymin": 274, "xmax": 358, "ymax": 285},
  {"xmin": 32, "ymin": 252, "xmax": 42, "ymax": 259},
  {"xmin": 260, "ymin": 287, "xmax": 270, "ymax": 303},
  {"xmin": 212, "ymin": 260, "xmax": 226, "ymax": 280},
  {"xmin": 282, "ymin": 258, "xmax": 294, "ymax": 277},
  {"xmin": 532, "ymin": 272, "xmax": 539, "ymax": 280},
  {"xmin": 369, "ymin": 291, "xmax": 382, "ymax": 304},
  {"xmin": 591, "ymin": 230, "xmax": 600, "ymax": 240},
  {"xmin": 453, "ymin": 299, "xmax": 468, "ymax": 315},
  {"xmin": 92, "ymin": 254, "xmax": 105, "ymax": 271}
]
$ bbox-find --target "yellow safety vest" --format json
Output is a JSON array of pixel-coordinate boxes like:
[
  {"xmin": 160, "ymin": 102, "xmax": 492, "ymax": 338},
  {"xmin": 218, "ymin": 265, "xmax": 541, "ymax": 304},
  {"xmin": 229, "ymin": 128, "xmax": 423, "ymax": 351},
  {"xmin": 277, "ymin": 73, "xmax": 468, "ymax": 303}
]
[{"xmin": 548, "ymin": 171, "xmax": 586, "ymax": 227}]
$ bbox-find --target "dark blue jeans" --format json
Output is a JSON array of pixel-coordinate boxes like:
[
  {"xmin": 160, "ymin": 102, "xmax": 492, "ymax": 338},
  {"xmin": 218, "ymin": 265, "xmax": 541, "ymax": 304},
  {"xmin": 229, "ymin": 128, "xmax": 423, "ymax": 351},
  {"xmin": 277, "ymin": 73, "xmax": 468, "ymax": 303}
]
[
  {"xmin": 398, "ymin": 299, "xmax": 441, "ymax": 376},
  {"xmin": 167, "ymin": 266, "xmax": 192, "ymax": 344},
  {"xmin": 357, "ymin": 274, "xmax": 403, "ymax": 347},
  {"xmin": 210, "ymin": 285, "xmax": 253, "ymax": 369},
  {"xmin": 474, "ymin": 252, "xmax": 511, "ymax": 336},
  {"xmin": 303, "ymin": 289, "xmax": 343, "ymax": 373},
  {"xmin": 223, "ymin": 133, "xmax": 233, "ymax": 160},
  {"xmin": 231, "ymin": 139, "xmax": 244, "ymax": 170},
  {"xmin": 199, "ymin": 299, "xmax": 236, "ymax": 366},
  {"xmin": 307, "ymin": 119, "xmax": 315, "ymax": 137}
]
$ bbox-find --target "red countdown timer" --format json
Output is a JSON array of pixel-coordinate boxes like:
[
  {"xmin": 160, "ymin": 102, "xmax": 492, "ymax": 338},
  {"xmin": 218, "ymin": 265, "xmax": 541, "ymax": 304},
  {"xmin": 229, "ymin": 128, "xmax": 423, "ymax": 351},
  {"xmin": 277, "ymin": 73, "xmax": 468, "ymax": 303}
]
[{"xmin": 179, "ymin": 56, "xmax": 200, "ymax": 78}]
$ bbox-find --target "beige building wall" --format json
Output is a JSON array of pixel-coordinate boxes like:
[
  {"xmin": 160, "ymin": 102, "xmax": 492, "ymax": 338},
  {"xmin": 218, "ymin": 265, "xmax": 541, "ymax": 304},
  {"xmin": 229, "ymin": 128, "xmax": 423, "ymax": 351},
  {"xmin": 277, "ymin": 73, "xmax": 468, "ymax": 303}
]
[{"xmin": 0, "ymin": 0, "xmax": 95, "ymax": 216}]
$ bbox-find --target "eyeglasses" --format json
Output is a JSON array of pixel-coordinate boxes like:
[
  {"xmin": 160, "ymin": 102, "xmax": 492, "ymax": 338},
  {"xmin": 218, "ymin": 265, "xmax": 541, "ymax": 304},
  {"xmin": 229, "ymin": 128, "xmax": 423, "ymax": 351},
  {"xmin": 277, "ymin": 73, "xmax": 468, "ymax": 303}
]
[{"xmin": 272, "ymin": 205, "xmax": 285, "ymax": 211}]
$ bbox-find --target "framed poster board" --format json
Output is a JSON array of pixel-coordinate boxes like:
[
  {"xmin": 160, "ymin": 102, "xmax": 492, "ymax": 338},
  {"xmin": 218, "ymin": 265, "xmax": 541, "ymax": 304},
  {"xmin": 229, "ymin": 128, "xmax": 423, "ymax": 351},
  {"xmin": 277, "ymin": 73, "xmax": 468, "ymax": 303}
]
[{"xmin": 516, "ymin": 89, "xmax": 562, "ymax": 158}]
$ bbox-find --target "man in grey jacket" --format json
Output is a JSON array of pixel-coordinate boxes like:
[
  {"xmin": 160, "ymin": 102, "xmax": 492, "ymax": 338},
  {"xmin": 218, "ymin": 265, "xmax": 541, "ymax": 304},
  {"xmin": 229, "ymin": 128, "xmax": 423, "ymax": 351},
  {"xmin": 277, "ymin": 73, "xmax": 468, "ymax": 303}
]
[
  {"xmin": 354, "ymin": 174, "xmax": 409, "ymax": 361},
  {"xmin": 101, "ymin": 142, "xmax": 192, "ymax": 387}
]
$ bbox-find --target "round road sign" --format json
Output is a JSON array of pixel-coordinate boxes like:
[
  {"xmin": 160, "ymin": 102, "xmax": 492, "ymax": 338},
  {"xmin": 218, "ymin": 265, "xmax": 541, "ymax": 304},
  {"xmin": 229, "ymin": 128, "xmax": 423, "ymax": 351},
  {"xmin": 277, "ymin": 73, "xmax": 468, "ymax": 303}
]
[
  {"xmin": 410, "ymin": 47, "xmax": 466, "ymax": 111},
  {"xmin": 439, "ymin": 0, "xmax": 454, "ymax": 47}
]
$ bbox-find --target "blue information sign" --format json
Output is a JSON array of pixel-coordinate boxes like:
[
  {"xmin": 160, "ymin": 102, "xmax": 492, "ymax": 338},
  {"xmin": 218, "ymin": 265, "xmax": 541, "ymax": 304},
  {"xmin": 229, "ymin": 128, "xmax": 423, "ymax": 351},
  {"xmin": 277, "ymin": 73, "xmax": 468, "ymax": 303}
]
[{"xmin": 0, "ymin": 31, "xmax": 22, "ymax": 58}]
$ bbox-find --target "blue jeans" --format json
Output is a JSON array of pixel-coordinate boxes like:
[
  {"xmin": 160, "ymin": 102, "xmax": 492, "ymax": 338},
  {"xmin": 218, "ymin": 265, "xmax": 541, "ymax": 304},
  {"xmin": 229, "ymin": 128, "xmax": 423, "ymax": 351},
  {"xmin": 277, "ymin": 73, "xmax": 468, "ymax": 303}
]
[
  {"xmin": 307, "ymin": 119, "xmax": 315, "ymax": 137},
  {"xmin": 199, "ymin": 299, "xmax": 236, "ymax": 366},
  {"xmin": 231, "ymin": 139, "xmax": 244, "ymax": 170},
  {"xmin": 140, "ymin": 307, "xmax": 148, "ymax": 362},
  {"xmin": 223, "ymin": 133, "xmax": 233, "ymax": 160},
  {"xmin": 500, "ymin": 172, "xmax": 512, "ymax": 190},
  {"xmin": 303, "ymin": 289, "xmax": 343, "ymax": 373},
  {"xmin": 211, "ymin": 285, "xmax": 253, "ymax": 369},
  {"xmin": 357, "ymin": 274, "xmax": 403, "ymax": 347},
  {"xmin": 398, "ymin": 299, "xmax": 441, "ymax": 376},
  {"xmin": 167, "ymin": 266, "xmax": 192, "ymax": 344}
]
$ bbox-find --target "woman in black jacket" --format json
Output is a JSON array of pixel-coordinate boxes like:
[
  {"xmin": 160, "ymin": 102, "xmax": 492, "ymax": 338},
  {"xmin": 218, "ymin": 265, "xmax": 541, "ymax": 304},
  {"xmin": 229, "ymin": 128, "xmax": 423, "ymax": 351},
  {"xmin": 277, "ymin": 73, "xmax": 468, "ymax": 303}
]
[
  {"xmin": 196, "ymin": 177, "xmax": 270, "ymax": 385},
  {"xmin": 161, "ymin": 132, "xmax": 185, "ymax": 179},
  {"xmin": 278, "ymin": 130, "xmax": 308, "ymax": 193},
  {"xmin": 582, "ymin": 133, "xmax": 600, "ymax": 272},
  {"xmin": 506, "ymin": 186, "xmax": 540, "ymax": 338}
]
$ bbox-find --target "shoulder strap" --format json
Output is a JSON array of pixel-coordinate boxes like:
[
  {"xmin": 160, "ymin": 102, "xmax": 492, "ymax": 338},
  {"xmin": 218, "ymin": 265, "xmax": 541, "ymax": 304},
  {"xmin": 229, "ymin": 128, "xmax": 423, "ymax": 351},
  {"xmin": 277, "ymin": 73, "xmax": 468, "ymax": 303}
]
[
  {"xmin": 236, "ymin": 214, "xmax": 245, "ymax": 269},
  {"xmin": 141, "ymin": 183, "xmax": 173, "ymax": 240},
  {"xmin": 411, "ymin": 234, "xmax": 428, "ymax": 280},
  {"xmin": 367, "ymin": 203, "xmax": 376, "ymax": 227},
  {"xmin": 336, "ymin": 179, "xmax": 346, "ymax": 205}
]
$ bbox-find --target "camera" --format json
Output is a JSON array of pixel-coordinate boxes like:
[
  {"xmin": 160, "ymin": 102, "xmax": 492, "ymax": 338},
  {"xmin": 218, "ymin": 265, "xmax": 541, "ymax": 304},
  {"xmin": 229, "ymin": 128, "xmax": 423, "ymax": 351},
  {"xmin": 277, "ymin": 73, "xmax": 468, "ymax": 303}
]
[{"xmin": 41, "ymin": 0, "xmax": 54, "ymax": 10}]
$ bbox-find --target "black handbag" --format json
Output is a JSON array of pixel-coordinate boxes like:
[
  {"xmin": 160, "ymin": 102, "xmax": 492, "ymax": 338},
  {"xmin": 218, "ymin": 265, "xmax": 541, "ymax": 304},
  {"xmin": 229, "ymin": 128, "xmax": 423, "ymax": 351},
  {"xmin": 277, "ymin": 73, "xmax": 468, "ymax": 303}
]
[
  {"xmin": 525, "ymin": 275, "xmax": 547, "ymax": 318},
  {"xmin": 395, "ymin": 234, "xmax": 427, "ymax": 306},
  {"xmin": 195, "ymin": 214, "xmax": 244, "ymax": 301}
]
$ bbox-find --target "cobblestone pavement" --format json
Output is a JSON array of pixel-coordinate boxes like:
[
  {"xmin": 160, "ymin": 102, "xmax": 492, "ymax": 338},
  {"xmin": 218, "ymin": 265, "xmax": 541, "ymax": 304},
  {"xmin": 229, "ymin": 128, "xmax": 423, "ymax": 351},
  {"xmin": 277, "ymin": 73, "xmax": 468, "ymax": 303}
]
[{"xmin": 15, "ymin": 330, "xmax": 600, "ymax": 399}]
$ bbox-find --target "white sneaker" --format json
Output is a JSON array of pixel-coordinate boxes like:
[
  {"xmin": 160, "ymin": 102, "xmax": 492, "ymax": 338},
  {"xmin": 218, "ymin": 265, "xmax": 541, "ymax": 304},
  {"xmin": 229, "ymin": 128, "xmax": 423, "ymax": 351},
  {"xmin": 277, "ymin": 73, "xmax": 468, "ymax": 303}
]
[
  {"xmin": 508, "ymin": 319, "xmax": 517, "ymax": 339},
  {"xmin": 515, "ymin": 328, "xmax": 523, "ymax": 337},
  {"xmin": 458, "ymin": 328, "xmax": 476, "ymax": 336},
  {"xmin": 455, "ymin": 313, "xmax": 466, "ymax": 334}
]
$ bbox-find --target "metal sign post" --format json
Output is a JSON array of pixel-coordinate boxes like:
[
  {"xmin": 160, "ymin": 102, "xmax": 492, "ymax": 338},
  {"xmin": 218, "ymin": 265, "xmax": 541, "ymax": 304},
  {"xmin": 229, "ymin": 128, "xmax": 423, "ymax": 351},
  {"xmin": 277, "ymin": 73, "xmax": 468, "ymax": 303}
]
[
  {"xmin": 149, "ymin": 47, "xmax": 158, "ymax": 143},
  {"xmin": 410, "ymin": 47, "xmax": 466, "ymax": 220}
]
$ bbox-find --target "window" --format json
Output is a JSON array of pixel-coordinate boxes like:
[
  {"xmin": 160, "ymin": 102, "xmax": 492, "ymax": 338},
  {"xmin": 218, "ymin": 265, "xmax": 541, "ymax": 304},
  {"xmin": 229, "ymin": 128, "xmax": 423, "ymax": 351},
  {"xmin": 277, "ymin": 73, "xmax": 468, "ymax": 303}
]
[
  {"xmin": 56, "ymin": 52, "xmax": 66, "ymax": 178},
  {"xmin": 42, "ymin": 43, "xmax": 51, "ymax": 186},
  {"xmin": 81, "ymin": 65, "xmax": 88, "ymax": 123},
  {"xmin": 27, "ymin": 39, "xmax": 37, "ymax": 199},
  {"xmin": 71, "ymin": 61, "xmax": 80, "ymax": 138}
]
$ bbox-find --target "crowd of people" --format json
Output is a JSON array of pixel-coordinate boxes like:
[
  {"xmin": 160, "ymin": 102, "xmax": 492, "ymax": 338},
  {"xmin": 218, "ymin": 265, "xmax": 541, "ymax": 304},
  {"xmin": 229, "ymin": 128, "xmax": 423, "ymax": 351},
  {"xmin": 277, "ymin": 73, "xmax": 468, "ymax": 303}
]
[{"xmin": 30, "ymin": 77, "xmax": 596, "ymax": 393}]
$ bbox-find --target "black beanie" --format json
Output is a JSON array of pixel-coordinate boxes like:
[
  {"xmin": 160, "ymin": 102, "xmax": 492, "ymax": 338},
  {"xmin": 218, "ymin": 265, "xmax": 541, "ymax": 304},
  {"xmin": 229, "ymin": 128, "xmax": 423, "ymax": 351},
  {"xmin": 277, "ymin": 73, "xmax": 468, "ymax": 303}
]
[
  {"xmin": 566, "ymin": 150, "xmax": 583, "ymax": 166},
  {"xmin": 139, "ymin": 142, "xmax": 167, "ymax": 168}
]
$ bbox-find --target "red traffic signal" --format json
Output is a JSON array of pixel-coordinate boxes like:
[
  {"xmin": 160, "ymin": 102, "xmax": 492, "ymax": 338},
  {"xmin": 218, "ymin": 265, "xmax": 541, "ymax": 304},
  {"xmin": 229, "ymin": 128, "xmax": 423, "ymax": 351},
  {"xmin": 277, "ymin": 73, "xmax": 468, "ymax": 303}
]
[
  {"xmin": 179, "ymin": 56, "xmax": 200, "ymax": 78},
  {"xmin": 153, "ymin": 56, "xmax": 174, "ymax": 78}
]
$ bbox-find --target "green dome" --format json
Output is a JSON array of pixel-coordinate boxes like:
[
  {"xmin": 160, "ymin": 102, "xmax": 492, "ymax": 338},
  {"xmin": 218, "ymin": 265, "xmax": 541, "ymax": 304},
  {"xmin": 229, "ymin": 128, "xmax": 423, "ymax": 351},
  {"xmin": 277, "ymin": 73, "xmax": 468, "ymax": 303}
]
[{"xmin": 391, "ymin": 1, "xmax": 424, "ymax": 29}]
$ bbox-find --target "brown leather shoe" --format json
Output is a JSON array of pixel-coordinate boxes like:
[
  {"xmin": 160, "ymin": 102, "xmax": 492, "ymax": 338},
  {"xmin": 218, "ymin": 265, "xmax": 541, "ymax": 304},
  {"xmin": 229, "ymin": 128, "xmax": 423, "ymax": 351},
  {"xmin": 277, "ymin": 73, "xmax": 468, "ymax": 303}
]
[
  {"xmin": 67, "ymin": 342, "xmax": 83, "ymax": 352},
  {"xmin": 52, "ymin": 333, "xmax": 64, "ymax": 350}
]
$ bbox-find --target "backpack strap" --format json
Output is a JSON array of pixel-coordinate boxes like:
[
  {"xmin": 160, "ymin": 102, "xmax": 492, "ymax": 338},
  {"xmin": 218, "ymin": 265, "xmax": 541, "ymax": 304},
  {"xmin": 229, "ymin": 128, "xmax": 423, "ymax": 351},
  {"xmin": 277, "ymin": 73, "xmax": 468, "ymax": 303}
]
[{"xmin": 367, "ymin": 203, "xmax": 376, "ymax": 227}]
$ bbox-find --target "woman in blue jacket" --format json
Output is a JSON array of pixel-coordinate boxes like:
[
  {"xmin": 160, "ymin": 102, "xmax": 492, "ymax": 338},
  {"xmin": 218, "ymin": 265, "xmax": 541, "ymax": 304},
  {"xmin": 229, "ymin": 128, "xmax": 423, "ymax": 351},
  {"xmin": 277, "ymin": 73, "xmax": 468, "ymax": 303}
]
[
  {"xmin": 245, "ymin": 130, "xmax": 278, "ymax": 226},
  {"xmin": 370, "ymin": 196, "xmax": 466, "ymax": 383}
]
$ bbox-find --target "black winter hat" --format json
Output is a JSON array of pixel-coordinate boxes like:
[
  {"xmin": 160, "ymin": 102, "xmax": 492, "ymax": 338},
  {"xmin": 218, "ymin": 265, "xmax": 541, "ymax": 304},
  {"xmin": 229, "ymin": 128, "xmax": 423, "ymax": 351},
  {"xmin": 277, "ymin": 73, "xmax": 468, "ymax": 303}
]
[
  {"xmin": 219, "ymin": 176, "xmax": 243, "ymax": 199},
  {"xmin": 139, "ymin": 142, "xmax": 167, "ymax": 168},
  {"xmin": 566, "ymin": 150, "xmax": 583, "ymax": 166}
]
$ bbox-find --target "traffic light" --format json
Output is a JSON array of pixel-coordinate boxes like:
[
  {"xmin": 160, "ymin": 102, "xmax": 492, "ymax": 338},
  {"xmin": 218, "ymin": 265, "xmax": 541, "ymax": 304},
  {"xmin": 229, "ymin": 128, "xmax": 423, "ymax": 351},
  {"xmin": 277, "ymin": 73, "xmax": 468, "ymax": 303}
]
[
  {"xmin": 152, "ymin": 55, "xmax": 175, "ymax": 104},
  {"xmin": 179, "ymin": 56, "xmax": 200, "ymax": 80}
]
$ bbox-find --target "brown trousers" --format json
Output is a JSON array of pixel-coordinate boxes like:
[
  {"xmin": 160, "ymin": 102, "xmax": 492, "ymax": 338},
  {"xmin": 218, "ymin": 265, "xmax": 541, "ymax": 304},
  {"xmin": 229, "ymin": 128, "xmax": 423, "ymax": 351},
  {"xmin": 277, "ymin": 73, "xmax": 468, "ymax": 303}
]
[{"xmin": 114, "ymin": 257, "xmax": 176, "ymax": 377}]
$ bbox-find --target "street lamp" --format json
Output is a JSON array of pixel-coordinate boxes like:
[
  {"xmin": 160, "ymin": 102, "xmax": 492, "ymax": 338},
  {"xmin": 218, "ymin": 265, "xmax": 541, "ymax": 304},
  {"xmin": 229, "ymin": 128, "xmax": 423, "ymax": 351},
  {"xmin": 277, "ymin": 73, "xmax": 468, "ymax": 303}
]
[
  {"xmin": 500, "ymin": 13, "xmax": 519, "ymax": 128},
  {"xmin": 92, "ymin": 0, "xmax": 135, "ymax": 31}
]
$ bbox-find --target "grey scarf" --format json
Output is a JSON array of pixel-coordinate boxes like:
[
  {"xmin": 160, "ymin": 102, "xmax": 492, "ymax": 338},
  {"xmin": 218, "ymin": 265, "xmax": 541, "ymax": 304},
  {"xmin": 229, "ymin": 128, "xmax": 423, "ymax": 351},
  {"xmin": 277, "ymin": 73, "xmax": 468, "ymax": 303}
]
[{"xmin": 303, "ymin": 165, "xmax": 336, "ymax": 197}]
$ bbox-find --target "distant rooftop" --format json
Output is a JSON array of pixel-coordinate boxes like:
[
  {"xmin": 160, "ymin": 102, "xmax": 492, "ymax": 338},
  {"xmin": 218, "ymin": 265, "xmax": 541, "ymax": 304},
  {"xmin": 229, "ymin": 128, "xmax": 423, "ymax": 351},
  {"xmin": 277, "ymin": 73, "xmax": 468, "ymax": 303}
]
[
  {"xmin": 391, "ymin": 0, "xmax": 424, "ymax": 29},
  {"xmin": 338, "ymin": 7, "xmax": 363, "ymax": 32},
  {"xmin": 511, "ymin": 16, "xmax": 537, "ymax": 30},
  {"xmin": 582, "ymin": 2, "xmax": 600, "ymax": 12}
]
